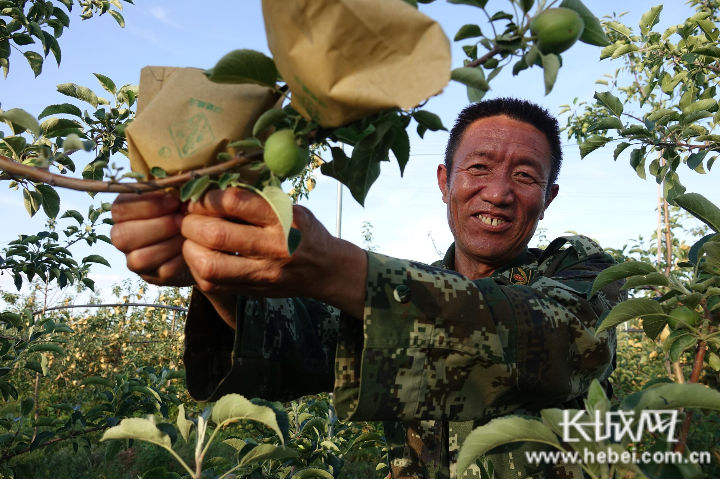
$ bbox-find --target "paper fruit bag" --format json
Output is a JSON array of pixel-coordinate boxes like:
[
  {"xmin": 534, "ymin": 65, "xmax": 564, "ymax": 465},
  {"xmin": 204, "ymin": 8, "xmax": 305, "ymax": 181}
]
[
  {"xmin": 262, "ymin": 0, "xmax": 451, "ymax": 128},
  {"xmin": 127, "ymin": 66, "xmax": 278, "ymax": 177}
]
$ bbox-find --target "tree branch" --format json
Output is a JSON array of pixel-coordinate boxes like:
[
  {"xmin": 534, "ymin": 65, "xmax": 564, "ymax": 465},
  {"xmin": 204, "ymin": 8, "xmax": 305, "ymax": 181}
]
[
  {"xmin": 0, "ymin": 151, "xmax": 263, "ymax": 194},
  {"xmin": 467, "ymin": 46, "xmax": 502, "ymax": 68}
]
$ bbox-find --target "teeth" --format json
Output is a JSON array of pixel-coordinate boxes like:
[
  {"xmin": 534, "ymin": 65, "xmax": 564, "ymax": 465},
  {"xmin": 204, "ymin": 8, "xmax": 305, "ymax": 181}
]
[{"xmin": 477, "ymin": 214, "xmax": 506, "ymax": 226}]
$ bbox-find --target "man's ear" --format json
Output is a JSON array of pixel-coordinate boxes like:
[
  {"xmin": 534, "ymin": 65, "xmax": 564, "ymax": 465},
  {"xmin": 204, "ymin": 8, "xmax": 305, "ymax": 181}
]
[
  {"xmin": 437, "ymin": 164, "xmax": 449, "ymax": 204},
  {"xmin": 539, "ymin": 184, "xmax": 559, "ymax": 220}
]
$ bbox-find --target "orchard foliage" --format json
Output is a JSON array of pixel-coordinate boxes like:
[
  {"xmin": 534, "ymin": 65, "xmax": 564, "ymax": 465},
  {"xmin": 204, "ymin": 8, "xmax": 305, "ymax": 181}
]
[{"xmin": 0, "ymin": 0, "xmax": 130, "ymax": 78}]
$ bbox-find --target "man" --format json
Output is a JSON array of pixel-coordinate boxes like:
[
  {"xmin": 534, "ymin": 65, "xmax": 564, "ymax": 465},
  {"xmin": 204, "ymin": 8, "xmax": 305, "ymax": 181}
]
[{"xmin": 111, "ymin": 98, "xmax": 622, "ymax": 478}]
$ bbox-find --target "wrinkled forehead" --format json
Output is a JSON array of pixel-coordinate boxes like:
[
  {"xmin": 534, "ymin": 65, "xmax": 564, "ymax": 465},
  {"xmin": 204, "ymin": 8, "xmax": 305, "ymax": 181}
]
[{"xmin": 453, "ymin": 115, "xmax": 553, "ymax": 173}]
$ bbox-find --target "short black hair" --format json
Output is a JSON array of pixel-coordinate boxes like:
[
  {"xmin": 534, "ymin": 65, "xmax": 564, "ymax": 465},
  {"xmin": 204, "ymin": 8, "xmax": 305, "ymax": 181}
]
[{"xmin": 444, "ymin": 98, "xmax": 562, "ymax": 196}]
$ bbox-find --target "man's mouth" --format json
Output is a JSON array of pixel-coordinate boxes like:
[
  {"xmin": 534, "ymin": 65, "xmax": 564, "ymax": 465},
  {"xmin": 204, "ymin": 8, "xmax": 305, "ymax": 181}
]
[{"xmin": 475, "ymin": 213, "xmax": 508, "ymax": 226}]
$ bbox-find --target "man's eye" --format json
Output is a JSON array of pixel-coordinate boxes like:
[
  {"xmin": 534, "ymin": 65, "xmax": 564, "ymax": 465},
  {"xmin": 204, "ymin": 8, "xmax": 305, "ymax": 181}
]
[
  {"xmin": 469, "ymin": 164, "xmax": 488, "ymax": 172},
  {"xmin": 515, "ymin": 172, "xmax": 536, "ymax": 182}
]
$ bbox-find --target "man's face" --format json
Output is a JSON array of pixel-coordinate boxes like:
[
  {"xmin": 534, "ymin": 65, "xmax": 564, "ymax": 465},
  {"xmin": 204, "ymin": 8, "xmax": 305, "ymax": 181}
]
[{"xmin": 437, "ymin": 115, "xmax": 559, "ymax": 270}]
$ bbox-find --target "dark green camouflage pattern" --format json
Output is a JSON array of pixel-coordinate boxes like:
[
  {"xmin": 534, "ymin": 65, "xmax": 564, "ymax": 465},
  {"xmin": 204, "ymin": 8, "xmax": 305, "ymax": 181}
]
[{"xmin": 183, "ymin": 235, "xmax": 624, "ymax": 478}]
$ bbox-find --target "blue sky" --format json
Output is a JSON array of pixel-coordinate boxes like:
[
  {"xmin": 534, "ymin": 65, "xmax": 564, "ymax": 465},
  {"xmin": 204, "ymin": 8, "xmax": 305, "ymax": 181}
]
[{"xmin": 2, "ymin": 0, "xmax": 719, "ymax": 302}]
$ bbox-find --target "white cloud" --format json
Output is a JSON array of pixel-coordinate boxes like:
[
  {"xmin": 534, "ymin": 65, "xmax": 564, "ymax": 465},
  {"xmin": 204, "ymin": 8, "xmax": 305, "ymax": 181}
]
[{"xmin": 148, "ymin": 6, "xmax": 180, "ymax": 28}]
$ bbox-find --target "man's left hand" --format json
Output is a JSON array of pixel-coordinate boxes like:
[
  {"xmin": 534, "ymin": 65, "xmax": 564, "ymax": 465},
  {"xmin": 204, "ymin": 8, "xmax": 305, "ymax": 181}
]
[{"xmin": 181, "ymin": 187, "xmax": 367, "ymax": 319}]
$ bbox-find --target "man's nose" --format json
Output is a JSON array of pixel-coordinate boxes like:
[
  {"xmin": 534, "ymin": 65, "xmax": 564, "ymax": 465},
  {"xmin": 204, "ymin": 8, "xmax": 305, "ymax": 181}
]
[{"xmin": 479, "ymin": 178, "xmax": 514, "ymax": 206}]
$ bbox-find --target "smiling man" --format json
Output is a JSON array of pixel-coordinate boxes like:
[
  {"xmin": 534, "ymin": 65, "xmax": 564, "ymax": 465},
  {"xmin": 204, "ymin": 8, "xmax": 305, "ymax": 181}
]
[{"xmin": 111, "ymin": 98, "xmax": 623, "ymax": 479}]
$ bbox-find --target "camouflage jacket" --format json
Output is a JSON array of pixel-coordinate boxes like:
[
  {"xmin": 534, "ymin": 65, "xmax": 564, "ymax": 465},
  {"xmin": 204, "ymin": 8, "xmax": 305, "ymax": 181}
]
[{"xmin": 183, "ymin": 235, "xmax": 623, "ymax": 478}]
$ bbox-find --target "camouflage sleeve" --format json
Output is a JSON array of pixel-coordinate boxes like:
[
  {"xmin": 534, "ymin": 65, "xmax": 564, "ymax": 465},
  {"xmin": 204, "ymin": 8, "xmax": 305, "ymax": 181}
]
[
  {"xmin": 183, "ymin": 288, "xmax": 340, "ymax": 403},
  {"xmin": 333, "ymin": 247, "xmax": 621, "ymax": 422}
]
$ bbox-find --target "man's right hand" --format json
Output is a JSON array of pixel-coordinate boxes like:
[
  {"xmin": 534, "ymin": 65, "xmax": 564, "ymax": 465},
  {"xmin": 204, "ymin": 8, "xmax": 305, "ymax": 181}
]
[{"xmin": 111, "ymin": 192, "xmax": 193, "ymax": 287}]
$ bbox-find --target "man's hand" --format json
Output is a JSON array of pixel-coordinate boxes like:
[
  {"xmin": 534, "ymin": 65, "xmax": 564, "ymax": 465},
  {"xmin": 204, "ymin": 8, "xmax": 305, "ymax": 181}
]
[
  {"xmin": 111, "ymin": 192, "xmax": 193, "ymax": 287},
  {"xmin": 181, "ymin": 187, "xmax": 367, "ymax": 320}
]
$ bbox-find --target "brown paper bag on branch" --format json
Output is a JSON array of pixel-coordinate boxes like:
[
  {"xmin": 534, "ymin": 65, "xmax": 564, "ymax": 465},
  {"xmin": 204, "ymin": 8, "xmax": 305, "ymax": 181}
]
[
  {"xmin": 127, "ymin": 66, "xmax": 279, "ymax": 177},
  {"xmin": 262, "ymin": 0, "xmax": 451, "ymax": 128}
]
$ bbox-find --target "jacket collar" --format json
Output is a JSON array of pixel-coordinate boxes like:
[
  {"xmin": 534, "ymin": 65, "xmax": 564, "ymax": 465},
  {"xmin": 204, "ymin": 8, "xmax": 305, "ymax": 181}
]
[{"xmin": 439, "ymin": 243, "xmax": 537, "ymax": 282}]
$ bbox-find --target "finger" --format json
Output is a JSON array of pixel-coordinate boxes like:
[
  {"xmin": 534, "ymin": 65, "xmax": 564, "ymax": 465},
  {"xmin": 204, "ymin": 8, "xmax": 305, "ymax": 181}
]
[
  {"xmin": 184, "ymin": 240, "xmax": 275, "ymax": 290},
  {"xmin": 188, "ymin": 187, "xmax": 277, "ymax": 227},
  {"xmin": 111, "ymin": 213, "xmax": 183, "ymax": 252},
  {"xmin": 181, "ymin": 214, "xmax": 284, "ymax": 257},
  {"xmin": 112, "ymin": 191, "xmax": 180, "ymax": 223},
  {"xmin": 126, "ymin": 235, "xmax": 185, "ymax": 274},
  {"xmin": 139, "ymin": 254, "xmax": 193, "ymax": 287}
]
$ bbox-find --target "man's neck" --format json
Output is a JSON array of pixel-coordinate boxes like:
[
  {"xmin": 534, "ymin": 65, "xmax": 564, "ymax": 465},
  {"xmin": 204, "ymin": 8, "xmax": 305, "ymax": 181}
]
[{"xmin": 453, "ymin": 249, "xmax": 497, "ymax": 280}]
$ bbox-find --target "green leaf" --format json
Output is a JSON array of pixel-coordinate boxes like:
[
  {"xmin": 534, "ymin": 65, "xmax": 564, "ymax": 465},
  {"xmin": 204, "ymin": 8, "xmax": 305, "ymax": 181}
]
[
  {"xmin": 38, "ymin": 103, "xmax": 82, "ymax": 120},
  {"xmin": 35, "ymin": 184, "xmax": 60, "ymax": 218},
  {"xmin": 93, "ymin": 73, "xmax": 117, "ymax": 95},
  {"xmin": 447, "ymin": 0, "xmax": 488, "ymax": 7},
  {"xmin": 43, "ymin": 32, "xmax": 61, "ymax": 66},
  {"xmin": 559, "ymin": 0, "xmax": 610, "ymax": 46},
  {"xmin": 629, "ymin": 148, "xmax": 646, "ymax": 180},
  {"xmin": 23, "ymin": 188, "xmax": 42, "ymax": 217},
  {"xmin": 621, "ymin": 272, "xmax": 669, "ymax": 290},
  {"xmin": 594, "ymin": 91, "xmax": 623, "ymax": 117},
  {"xmin": 82, "ymin": 254, "xmax": 111, "ymax": 267},
  {"xmin": 218, "ymin": 173, "xmax": 240, "ymax": 190},
  {"xmin": 228, "ymin": 138, "xmax": 263, "ymax": 149},
  {"xmin": 456, "ymin": 417, "xmax": 560, "ymax": 478},
  {"xmin": 647, "ymin": 108, "xmax": 677, "ymax": 121},
  {"xmin": 108, "ymin": 9, "xmax": 125, "ymax": 27},
  {"xmin": 579, "ymin": 136, "xmax": 611, "ymax": 159},
  {"xmin": 23, "ymin": 51, "xmax": 43, "ymax": 77},
  {"xmin": 223, "ymin": 438, "xmax": 247, "ymax": 451},
  {"xmin": 589, "ymin": 261, "xmax": 656, "ymax": 298},
  {"xmin": 292, "ymin": 468, "xmax": 334, "ymax": 479},
  {"xmin": 605, "ymin": 21, "xmax": 631, "ymax": 37},
  {"xmin": 587, "ymin": 116, "xmax": 623, "ymax": 133},
  {"xmin": 613, "ymin": 142, "xmax": 631, "ymax": 160},
  {"xmin": 697, "ymin": 19, "xmax": 719, "ymax": 42},
  {"xmin": 541, "ymin": 53, "xmax": 560, "ymax": 95},
  {"xmin": 205, "ymin": 49, "xmax": 278, "ymax": 87},
  {"xmin": 41, "ymin": 117, "xmax": 83, "ymax": 137},
  {"xmin": 211, "ymin": 394, "xmax": 285, "ymax": 443},
  {"xmin": 176, "ymin": 405, "xmax": 193, "ymax": 443},
  {"xmin": 451, "ymin": 67, "xmax": 489, "ymax": 91},
  {"xmin": 27, "ymin": 343, "xmax": 64, "ymax": 355},
  {"xmin": 454, "ymin": 24, "xmax": 482, "ymax": 41},
  {"xmin": 620, "ymin": 382, "xmax": 720, "ymax": 412},
  {"xmin": 669, "ymin": 334, "xmax": 697, "ymax": 362},
  {"xmin": 391, "ymin": 126, "xmax": 410, "ymax": 176},
  {"xmin": 179, "ymin": 175, "xmax": 211, "ymax": 203},
  {"xmin": 61, "ymin": 209, "xmax": 84, "ymax": 224},
  {"xmin": 682, "ymin": 98, "xmax": 717, "ymax": 114},
  {"xmin": 596, "ymin": 299, "xmax": 665, "ymax": 334},
  {"xmin": 21, "ymin": 397, "xmax": 34, "ymax": 416},
  {"xmin": 81, "ymin": 376, "xmax": 114, "ymax": 388},
  {"xmin": 0, "ymin": 109, "xmax": 40, "ymax": 137},
  {"xmin": 520, "ymin": 0, "xmax": 534, "ymax": 13},
  {"xmin": 467, "ymin": 86, "xmax": 487, "ymax": 103},
  {"xmin": 412, "ymin": 110, "xmax": 447, "ymax": 131},
  {"xmin": 674, "ymin": 193, "xmax": 720, "ymax": 233},
  {"xmin": 258, "ymin": 185, "xmax": 295, "ymax": 252},
  {"xmin": 150, "ymin": 167, "xmax": 167, "ymax": 178},
  {"xmin": 56, "ymin": 83, "xmax": 99, "ymax": 108},
  {"xmin": 639, "ymin": 5, "xmax": 663, "ymax": 35},
  {"xmin": 239, "ymin": 444, "xmax": 299, "ymax": 466},
  {"xmin": 252, "ymin": 108, "xmax": 287, "ymax": 137},
  {"xmin": 101, "ymin": 418, "xmax": 172, "ymax": 449}
]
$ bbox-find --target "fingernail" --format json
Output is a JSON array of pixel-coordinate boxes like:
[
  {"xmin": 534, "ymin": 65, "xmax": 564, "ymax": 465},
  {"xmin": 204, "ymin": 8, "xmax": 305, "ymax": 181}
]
[{"xmin": 164, "ymin": 195, "xmax": 179, "ymax": 209}]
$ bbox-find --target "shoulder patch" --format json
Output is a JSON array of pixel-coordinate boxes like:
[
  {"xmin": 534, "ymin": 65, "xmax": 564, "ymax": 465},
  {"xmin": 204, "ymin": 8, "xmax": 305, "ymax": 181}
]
[{"xmin": 508, "ymin": 267, "xmax": 535, "ymax": 285}]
